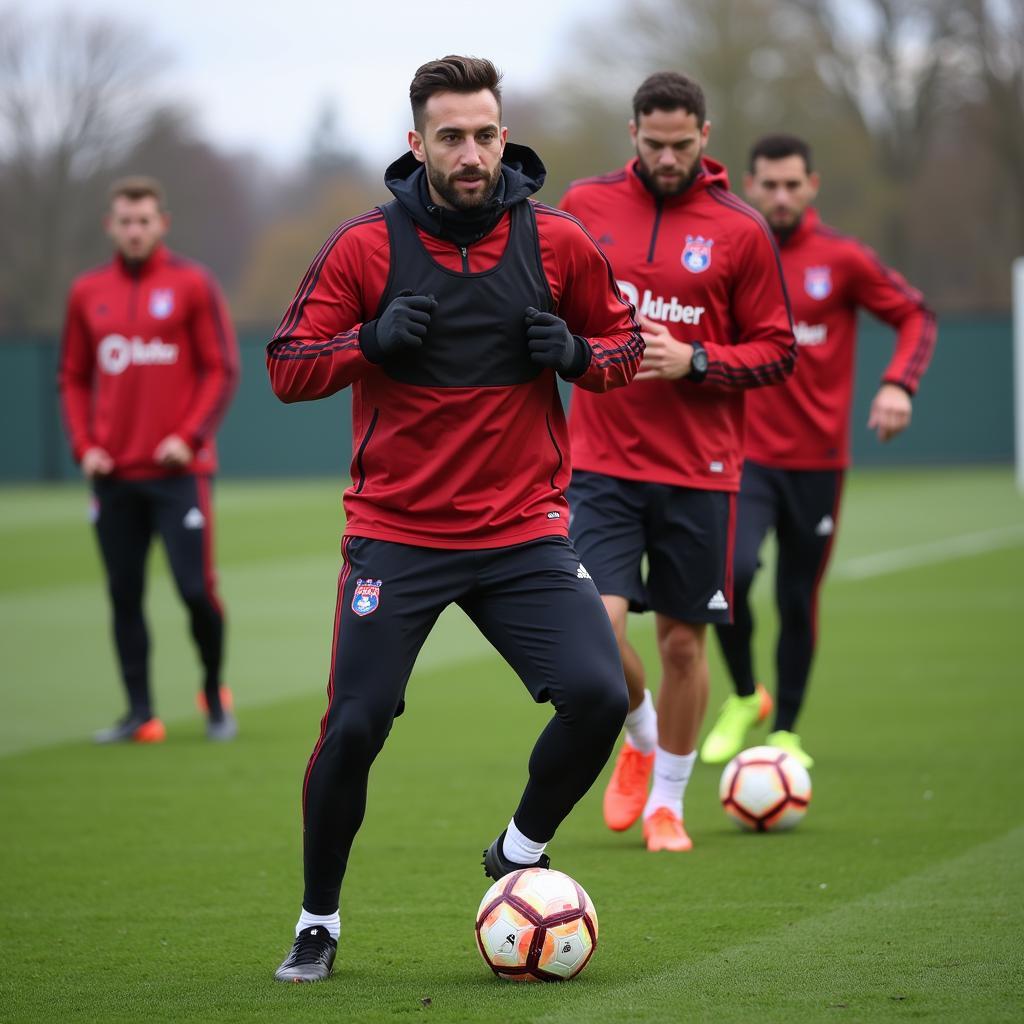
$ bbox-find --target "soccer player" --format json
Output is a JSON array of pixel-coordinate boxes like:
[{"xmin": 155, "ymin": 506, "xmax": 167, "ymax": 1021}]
[
  {"xmin": 267, "ymin": 56, "xmax": 642, "ymax": 982},
  {"xmin": 58, "ymin": 177, "xmax": 240, "ymax": 744},
  {"xmin": 561, "ymin": 72, "xmax": 796, "ymax": 853},
  {"xmin": 704, "ymin": 134, "xmax": 936, "ymax": 768}
]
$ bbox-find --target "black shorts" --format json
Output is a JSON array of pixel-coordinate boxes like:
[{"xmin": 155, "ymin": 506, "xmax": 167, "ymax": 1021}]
[{"xmin": 567, "ymin": 470, "xmax": 736, "ymax": 624}]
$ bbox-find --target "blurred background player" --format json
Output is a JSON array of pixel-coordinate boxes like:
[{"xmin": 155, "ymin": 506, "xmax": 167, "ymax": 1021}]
[
  {"xmin": 58, "ymin": 177, "xmax": 240, "ymax": 744},
  {"xmin": 704, "ymin": 134, "xmax": 937, "ymax": 769},
  {"xmin": 267, "ymin": 56, "xmax": 641, "ymax": 982},
  {"xmin": 561, "ymin": 73, "xmax": 795, "ymax": 852}
]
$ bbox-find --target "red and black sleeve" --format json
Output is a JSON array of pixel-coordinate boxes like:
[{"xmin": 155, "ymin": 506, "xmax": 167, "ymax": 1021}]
[
  {"xmin": 699, "ymin": 192, "xmax": 797, "ymax": 390},
  {"xmin": 849, "ymin": 242, "xmax": 936, "ymax": 396},
  {"xmin": 266, "ymin": 212, "xmax": 387, "ymax": 403},
  {"xmin": 535, "ymin": 204, "xmax": 643, "ymax": 393}
]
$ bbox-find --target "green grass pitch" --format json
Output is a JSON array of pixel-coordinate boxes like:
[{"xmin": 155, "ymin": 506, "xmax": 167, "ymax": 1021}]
[{"xmin": 1, "ymin": 468, "xmax": 1022, "ymax": 1023}]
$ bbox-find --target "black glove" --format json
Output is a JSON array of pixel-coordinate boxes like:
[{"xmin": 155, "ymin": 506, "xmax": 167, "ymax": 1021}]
[
  {"xmin": 525, "ymin": 307, "xmax": 590, "ymax": 378},
  {"xmin": 360, "ymin": 290, "xmax": 437, "ymax": 363}
]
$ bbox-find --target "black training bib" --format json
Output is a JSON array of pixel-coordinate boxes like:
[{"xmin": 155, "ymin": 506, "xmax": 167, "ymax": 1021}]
[{"xmin": 375, "ymin": 200, "xmax": 554, "ymax": 388}]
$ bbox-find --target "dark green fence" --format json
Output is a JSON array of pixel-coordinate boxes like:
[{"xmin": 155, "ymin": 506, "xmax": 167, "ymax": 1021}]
[{"xmin": 0, "ymin": 315, "xmax": 1013, "ymax": 482}]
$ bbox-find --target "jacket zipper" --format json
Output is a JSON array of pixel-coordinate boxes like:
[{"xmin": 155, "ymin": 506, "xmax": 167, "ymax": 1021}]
[
  {"xmin": 129, "ymin": 270, "xmax": 140, "ymax": 320},
  {"xmin": 353, "ymin": 408, "xmax": 380, "ymax": 494},
  {"xmin": 459, "ymin": 245, "xmax": 470, "ymax": 272},
  {"xmin": 545, "ymin": 414, "xmax": 564, "ymax": 490},
  {"xmin": 647, "ymin": 200, "xmax": 663, "ymax": 263}
]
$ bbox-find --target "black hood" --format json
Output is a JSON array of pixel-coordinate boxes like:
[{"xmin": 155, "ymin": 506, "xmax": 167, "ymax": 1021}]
[{"xmin": 383, "ymin": 142, "xmax": 546, "ymax": 247}]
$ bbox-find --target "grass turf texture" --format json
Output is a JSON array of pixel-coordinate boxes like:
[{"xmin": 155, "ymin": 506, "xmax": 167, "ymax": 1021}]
[{"xmin": 1, "ymin": 468, "xmax": 1022, "ymax": 1023}]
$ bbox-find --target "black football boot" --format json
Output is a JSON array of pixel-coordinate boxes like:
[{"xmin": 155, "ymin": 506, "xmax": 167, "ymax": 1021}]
[
  {"xmin": 483, "ymin": 829, "xmax": 551, "ymax": 881},
  {"xmin": 274, "ymin": 926, "xmax": 337, "ymax": 983}
]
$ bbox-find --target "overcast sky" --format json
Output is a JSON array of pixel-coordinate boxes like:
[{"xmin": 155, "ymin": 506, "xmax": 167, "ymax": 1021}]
[{"xmin": 26, "ymin": 0, "xmax": 619, "ymax": 167}]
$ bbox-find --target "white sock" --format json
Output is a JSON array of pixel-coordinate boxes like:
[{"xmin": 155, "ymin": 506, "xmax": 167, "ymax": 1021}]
[
  {"xmin": 643, "ymin": 747, "xmax": 696, "ymax": 820},
  {"xmin": 502, "ymin": 817, "xmax": 547, "ymax": 865},
  {"xmin": 296, "ymin": 907, "xmax": 340, "ymax": 940},
  {"xmin": 624, "ymin": 689, "xmax": 657, "ymax": 754}
]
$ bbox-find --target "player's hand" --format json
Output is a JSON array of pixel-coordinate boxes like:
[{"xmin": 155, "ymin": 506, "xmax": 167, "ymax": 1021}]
[
  {"xmin": 81, "ymin": 446, "xmax": 114, "ymax": 478},
  {"xmin": 868, "ymin": 383, "xmax": 912, "ymax": 442},
  {"xmin": 375, "ymin": 291, "xmax": 437, "ymax": 357},
  {"xmin": 154, "ymin": 434, "xmax": 193, "ymax": 467},
  {"xmin": 633, "ymin": 317, "xmax": 693, "ymax": 381},
  {"xmin": 524, "ymin": 307, "xmax": 583, "ymax": 375}
]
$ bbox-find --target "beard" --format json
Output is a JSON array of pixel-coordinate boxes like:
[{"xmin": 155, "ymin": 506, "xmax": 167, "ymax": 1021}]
[
  {"xmin": 638, "ymin": 150, "xmax": 704, "ymax": 197},
  {"xmin": 767, "ymin": 206, "xmax": 801, "ymax": 230},
  {"xmin": 768, "ymin": 209, "xmax": 804, "ymax": 244},
  {"xmin": 427, "ymin": 161, "xmax": 501, "ymax": 212}
]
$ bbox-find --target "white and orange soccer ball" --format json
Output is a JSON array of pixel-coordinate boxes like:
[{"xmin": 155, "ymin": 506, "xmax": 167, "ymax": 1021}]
[
  {"xmin": 719, "ymin": 745, "xmax": 812, "ymax": 831},
  {"xmin": 475, "ymin": 868, "xmax": 598, "ymax": 982}
]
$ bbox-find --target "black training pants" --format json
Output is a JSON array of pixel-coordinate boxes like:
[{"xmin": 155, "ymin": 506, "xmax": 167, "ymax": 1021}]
[
  {"xmin": 301, "ymin": 534, "xmax": 627, "ymax": 914},
  {"xmin": 715, "ymin": 461, "xmax": 843, "ymax": 732},
  {"xmin": 92, "ymin": 474, "xmax": 225, "ymax": 718}
]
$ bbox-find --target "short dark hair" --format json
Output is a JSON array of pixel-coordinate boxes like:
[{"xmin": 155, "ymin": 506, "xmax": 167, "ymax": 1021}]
[
  {"xmin": 109, "ymin": 176, "xmax": 166, "ymax": 209},
  {"xmin": 748, "ymin": 134, "xmax": 814, "ymax": 174},
  {"xmin": 632, "ymin": 72, "xmax": 706, "ymax": 127},
  {"xmin": 409, "ymin": 55, "xmax": 502, "ymax": 131}
]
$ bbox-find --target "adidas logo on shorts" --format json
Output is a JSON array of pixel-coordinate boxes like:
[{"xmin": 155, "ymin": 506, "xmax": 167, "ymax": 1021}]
[
  {"xmin": 577, "ymin": 563, "xmax": 592, "ymax": 580},
  {"xmin": 815, "ymin": 515, "xmax": 835, "ymax": 537},
  {"xmin": 707, "ymin": 589, "xmax": 729, "ymax": 611}
]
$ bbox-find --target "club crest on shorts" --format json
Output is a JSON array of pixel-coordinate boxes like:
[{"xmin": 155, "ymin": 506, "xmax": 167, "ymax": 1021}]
[
  {"xmin": 681, "ymin": 235, "xmax": 713, "ymax": 273},
  {"xmin": 352, "ymin": 578, "xmax": 382, "ymax": 617},
  {"xmin": 149, "ymin": 288, "xmax": 175, "ymax": 319},
  {"xmin": 804, "ymin": 266, "xmax": 832, "ymax": 300}
]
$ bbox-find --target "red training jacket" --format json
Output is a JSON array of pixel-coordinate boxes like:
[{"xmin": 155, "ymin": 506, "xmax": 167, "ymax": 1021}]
[
  {"xmin": 744, "ymin": 207, "xmax": 937, "ymax": 469},
  {"xmin": 58, "ymin": 245, "xmax": 239, "ymax": 478},
  {"xmin": 266, "ymin": 202, "xmax": 642, "ymax": 550},
  {"xmin": 561, "ymin": 159, "xmax": 796, "ymax": 492}
]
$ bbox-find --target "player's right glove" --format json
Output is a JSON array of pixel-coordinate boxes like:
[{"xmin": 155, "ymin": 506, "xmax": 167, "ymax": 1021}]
[{"xmin": 359, "ymin": 290, "xmax": 437, "ymax": 362}]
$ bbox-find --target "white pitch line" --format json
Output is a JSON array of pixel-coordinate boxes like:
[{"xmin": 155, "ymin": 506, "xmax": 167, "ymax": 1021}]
[{"xmin": 832, "ymin": 523, "xmax": 1024, "ymax": 581}]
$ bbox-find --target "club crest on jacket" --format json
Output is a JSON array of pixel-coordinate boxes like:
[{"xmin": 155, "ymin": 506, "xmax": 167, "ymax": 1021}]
[
  {"xmin": 804, "ymin": 266, "xmax": 832, "ymax": 300},
  {"xmin": 149, "ymin": 288, "xmax": 175, "ymax": 319},
  {"xmin": 681, "ymin": 236, "xmax": 713, "ymax": 274}
]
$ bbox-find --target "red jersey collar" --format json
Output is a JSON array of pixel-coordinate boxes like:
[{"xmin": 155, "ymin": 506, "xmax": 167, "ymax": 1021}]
[
  {"xmin": 115, "ymin": 243, "xmax": 170, "ymax": 278},
  {"xmin": 626, "ymin": 156, "xmax": 730, "ymax": 206}
]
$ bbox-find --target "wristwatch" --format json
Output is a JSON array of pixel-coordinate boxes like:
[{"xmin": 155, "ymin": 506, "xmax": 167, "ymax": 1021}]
[{"xmin": 689, "ymin": 340, "xmax": 709, "ymax": 383}]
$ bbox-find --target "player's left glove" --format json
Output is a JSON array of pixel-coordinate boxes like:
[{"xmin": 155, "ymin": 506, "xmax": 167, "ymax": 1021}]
[{"xmin": 525, "ymin": 307, "xmax": 591, "ymax": 379}]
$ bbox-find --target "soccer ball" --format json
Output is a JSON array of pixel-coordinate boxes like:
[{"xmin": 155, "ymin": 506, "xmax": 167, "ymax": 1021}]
[
  {"xmin": 475, "ymin": 868, "xmax": 598, "ymax": 981},
  {"xmin": 719, "ymin": 745, "xmax": 812, "ymax": 831}
]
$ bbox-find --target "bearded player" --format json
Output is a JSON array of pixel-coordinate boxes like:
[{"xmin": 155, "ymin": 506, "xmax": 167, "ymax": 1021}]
[{"xmin": 562, "ymin": 73, "xmax": 795, "ymax": 851}]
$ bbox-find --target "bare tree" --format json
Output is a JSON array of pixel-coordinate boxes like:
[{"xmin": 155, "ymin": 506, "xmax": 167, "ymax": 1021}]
[
  {"xmin": 553, "ymin": 0, "xmax": 829, "ymax": 185},
  {"xmin": 955, "ymin": 0, "xmax": 1024, "ymax": 250},
  {"xmin": 0, "ymin": 8, "xmax": 168, "ymax": 330},
  {"xmin": 789, "ymin": 0, "xmax": 965, "ymax": 265}
]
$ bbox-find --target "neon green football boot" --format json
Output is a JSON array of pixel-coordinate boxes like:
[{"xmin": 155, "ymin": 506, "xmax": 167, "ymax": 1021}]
[
  {"xmin": 766, "ymin": 730, "xmax": 814, "ymax": 770},
  {"xmin": 699, "ymin": 683, "xmax": 773, "ymax": 764}
]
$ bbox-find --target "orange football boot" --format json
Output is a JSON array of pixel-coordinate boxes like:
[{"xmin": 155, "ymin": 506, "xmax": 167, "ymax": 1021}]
[
  {"xmin": 643, "ymin": 807, "xmax": 693, "ymax": 852},
  {"xmin": 196, "ymin": 686, "xmax": 234, "ymax": 713},
  {"xmin": 132, "ymin": 718, "xmax": 166, "ymax": 743},
  {"xmin": 602, "ymin": 743, "xmax": 655, "ymax": 831},
  {"xmin": 94, "ymin": 714, "xmax": 166, "ymax": 744}
]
